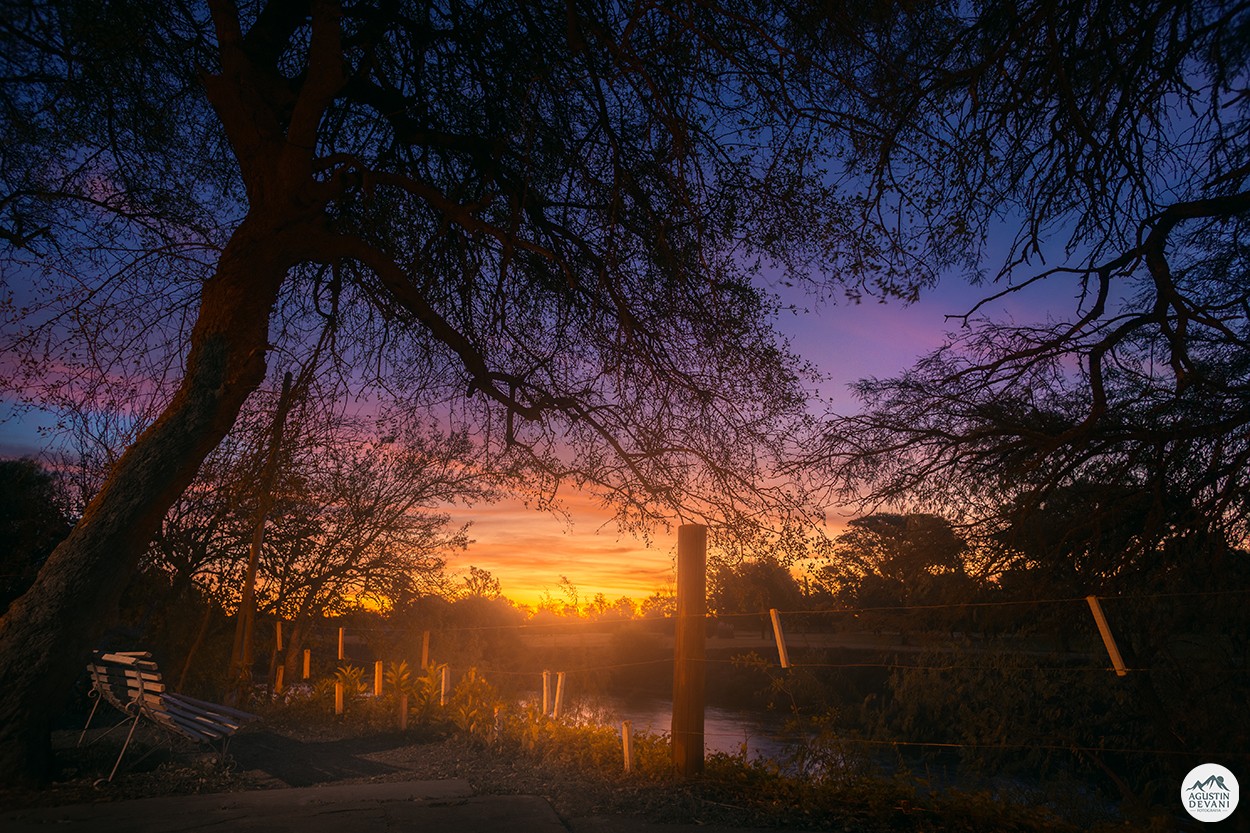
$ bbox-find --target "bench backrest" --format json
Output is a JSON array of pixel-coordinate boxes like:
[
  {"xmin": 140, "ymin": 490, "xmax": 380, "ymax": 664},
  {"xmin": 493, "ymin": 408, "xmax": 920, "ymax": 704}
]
[{"xmin": 87, "ymin": 651, "xmax": 166, "ymax": 715}]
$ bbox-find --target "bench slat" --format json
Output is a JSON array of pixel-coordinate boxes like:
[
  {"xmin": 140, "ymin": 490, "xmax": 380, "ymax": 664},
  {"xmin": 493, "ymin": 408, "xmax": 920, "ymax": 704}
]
[
  {"xmin": 159, "ymin": 695, "xmax": 239, "ymax": 733},
  {"xmin": 165, "ymin": 693, "xmax": 259, "ymax": 724},
  {"xmin": 149, "ymin": 708, "xmax": 223, "ymax": 743}
]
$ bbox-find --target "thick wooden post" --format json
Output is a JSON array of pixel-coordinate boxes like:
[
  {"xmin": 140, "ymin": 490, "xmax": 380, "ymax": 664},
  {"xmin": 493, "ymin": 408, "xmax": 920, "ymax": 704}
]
[
  {"xmin": 671, "ymin": 523, "xmax": 707, "ymax": 777},
  {"xmin": 440, "ymin": 665, "xmax": 450, "ymax": 707},
  {"xmin": 337, "ymin": 627, "xmax": 344, "ymax": 661},
  {"xmin": 374, "ymin": 660, "xmax": 384, "ymax": 696},
  {"xmin": 420, "ymin": 631, "xmax": 430, "ymax": 668},
  {"xmin": 302, "ymin": 648, "xmax": 311, "ymax": 679},
  {"xmin": 542, "ymin": 670, "xmax": 552, "ymax": 716}
]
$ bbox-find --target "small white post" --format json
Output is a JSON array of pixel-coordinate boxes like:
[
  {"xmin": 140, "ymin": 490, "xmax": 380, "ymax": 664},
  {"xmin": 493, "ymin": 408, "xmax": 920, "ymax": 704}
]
[
  {"xmin": 770, "ymin": 608, "xmax": 791, "ymax": 669},
  {"xmin": 622, "ymin": 720, "xmax": 634, "ymax": 772},
  {"xmin": 542, "ymin": 670, "xmax": 552, "ymax": 716},
  {"xmin": 1086, "ymin": 595, "xmax": 1128, "ymax": 676},
  {"xmin": 553, "ymin": 671, "xmax": 566, "ymax": 719},
  {"xmin": 334, "ymin": 681, "xmax": 344, "ymax": 715},
  {"xmin": 374, "ymin": 660, "xmax": 384, "ymax": 696},
  {"xmin": 303, "ymin": 648, "xmax": 311, "ymax": 679},
  {"xmin": 440, "ymin": 665, "xmax": 450, "ymax": 707},
  {"xmin": 338, "ymin": 626, "xmax": 345, "ymax": 660}
]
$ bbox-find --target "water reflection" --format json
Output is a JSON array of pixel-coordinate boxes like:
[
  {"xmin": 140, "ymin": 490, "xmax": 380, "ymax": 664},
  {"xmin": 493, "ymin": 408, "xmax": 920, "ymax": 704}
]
[{"xmin": 568, "ymin": 694, "xmax": 799, "ymax": 761}]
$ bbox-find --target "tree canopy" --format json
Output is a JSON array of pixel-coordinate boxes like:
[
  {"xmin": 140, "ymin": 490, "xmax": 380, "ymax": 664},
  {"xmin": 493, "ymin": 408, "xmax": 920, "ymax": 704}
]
[
  {"xmin": 811, "ymin": 0, "xmax": 1250, "ymax": 561},
  {"xmin": 0, "ymin": 0, "xmax": 960, "ymax": 780},
  {"xmin": 0, "ymin": 0, "xmax": 913, "ymax": 531}
]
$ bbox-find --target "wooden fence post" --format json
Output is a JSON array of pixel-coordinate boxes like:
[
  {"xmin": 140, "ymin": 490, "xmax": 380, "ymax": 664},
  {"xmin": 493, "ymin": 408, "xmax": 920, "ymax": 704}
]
[
  {"xmin": 622, "ymin": 720, "xmax": 634, "ymax": 772},
  {"xmin": 274, "ymin": 665, "xmax": 284, "ymax": 695},
  {"xmin": 542, "ymin": 670, "xmax": 552, "ymax": 716},
  {"xmin": 1086, "ymin": 595, "xmax": 1128, "ymax": 676},
  {"xmin": 553, "ymin": 671, "xmax": 566, "ymax": 719},
  {"xmin": 338, "ymin": 627, "xmax": 344, "ymax": 661},
  {"xmin": 399, "ymin": 693, "xmax": 409, "ymax": 730},
  {"xmin": 303, "ymin": 648, "xmax": 311, "ymax": 679},
  {"xmin": 374, "ymin": 660, "xmax": 384, "ymax": 696},
  {"xmin": 770, "ymin": 608, "xmax": 791, "ymax": 669},
  {"xmin": 440, "ymin": 665, "xmax": 450, "ymax": 707},
  {"xmin": 334, "ymin": 681, "xmax": 344, "ymax": 715},
  {"xmin": 671, "ymin": 523, "xmax": 707, "ymax": 777},
  {"xmin": 275, "ymin": 620, "xmax": 283, "ymax": 652},
  {"xmin": 421, "ymin": 630, "xmax": 430, "ymax": 668}
]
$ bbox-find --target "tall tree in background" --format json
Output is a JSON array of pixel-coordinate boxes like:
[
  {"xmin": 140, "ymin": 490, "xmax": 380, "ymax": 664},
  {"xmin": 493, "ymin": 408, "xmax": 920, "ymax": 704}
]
[
  {"xmin": 0, "ymin": 460, "xmax": 72, "ymax": 614},
  {"xmin": 816, "ymin": 513, "xmax": 973, "ymax": 610},
  {"xmin": 260, "ymin": 426, "xmax": 483, "ymax": 683},
  {"xmin": 707, "ymin": 554, "xmax": 803, "ymax": 636},
  {"xmin": 0, "ymin": 0, "xmax": 964, "ymax": 780}
]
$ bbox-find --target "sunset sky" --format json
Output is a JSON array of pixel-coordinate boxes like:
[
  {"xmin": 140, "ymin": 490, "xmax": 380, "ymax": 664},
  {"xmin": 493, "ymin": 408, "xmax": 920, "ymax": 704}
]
[
  {"xmin": 440, "ymin": 273, "xmax": 1053, "ymax": 607},
  {"xmin": 0, "ymin": 269, "xmax": 1057, "ymax": 608}
]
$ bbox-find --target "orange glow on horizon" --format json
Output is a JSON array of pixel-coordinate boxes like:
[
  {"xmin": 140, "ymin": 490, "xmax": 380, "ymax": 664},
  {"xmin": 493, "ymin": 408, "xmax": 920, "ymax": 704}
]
[{"xmin": 443, "ymin": 491, "xmax": 676, "ymax": 608}]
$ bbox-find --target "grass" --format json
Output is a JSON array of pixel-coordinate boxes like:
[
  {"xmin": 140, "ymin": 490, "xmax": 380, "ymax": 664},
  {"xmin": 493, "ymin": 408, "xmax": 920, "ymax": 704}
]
[{"xmin": 255, "ymin": 667, "xmax": 1167, "ymax": 831}]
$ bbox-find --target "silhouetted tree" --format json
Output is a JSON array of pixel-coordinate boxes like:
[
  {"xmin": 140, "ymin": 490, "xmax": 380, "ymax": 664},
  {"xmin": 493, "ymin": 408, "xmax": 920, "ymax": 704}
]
[
  {"xmin": 459, "ymin": 566, "xmax": 503, "ymax": 601},
  {"xmin": 818, "ymin": 513, "xmax": 973, "ymax": 611},
  {"xmin": 257, "ymin": 426, "xmax": 481, "ymax": 685},
  {"xmin": 708, "ymin": 555, "xmax": 803, "ymax": 636},
  {"xmin": 4, "ymin": 0, "xmax": 938, "ymax": 779},
  {"xmin": 0, "ymin": 460, "xmax": 71, "ymax": 614}
]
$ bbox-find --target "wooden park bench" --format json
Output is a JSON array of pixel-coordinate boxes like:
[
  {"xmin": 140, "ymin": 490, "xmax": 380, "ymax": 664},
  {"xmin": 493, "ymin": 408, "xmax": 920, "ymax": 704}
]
[{"xmin": 79, "ymin": 650, "xmax": 259, "ymax": 782}]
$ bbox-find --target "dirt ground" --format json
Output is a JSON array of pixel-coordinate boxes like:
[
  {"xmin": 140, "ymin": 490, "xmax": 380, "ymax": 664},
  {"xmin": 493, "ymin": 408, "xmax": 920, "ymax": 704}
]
[{"xmin": 0, "ymin": 718, "xmax": 742, "ymax": 830}]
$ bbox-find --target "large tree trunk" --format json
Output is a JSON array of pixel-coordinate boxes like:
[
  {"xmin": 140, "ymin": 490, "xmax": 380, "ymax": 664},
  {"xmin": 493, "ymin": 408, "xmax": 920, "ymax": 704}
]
[{"xmin": 0, "ymin": 217, "xmax": 292, "ymax": 784}]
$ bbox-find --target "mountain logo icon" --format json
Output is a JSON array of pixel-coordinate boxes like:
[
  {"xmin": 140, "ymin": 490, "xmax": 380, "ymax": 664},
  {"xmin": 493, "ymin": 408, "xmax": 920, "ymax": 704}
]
[{"xmin": 1190, "ymin": 775, "xmax": 1230, "ymax": 793}]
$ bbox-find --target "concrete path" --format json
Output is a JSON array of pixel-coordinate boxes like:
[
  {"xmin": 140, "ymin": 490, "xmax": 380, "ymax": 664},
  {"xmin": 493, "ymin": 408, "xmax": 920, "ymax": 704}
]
[{"xmin": 1, "ymin": 780, "xmax": 569, "ymax": 833}]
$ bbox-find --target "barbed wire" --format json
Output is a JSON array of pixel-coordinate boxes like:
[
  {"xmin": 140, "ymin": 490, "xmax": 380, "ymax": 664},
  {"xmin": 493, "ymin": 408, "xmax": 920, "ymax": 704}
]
[
  {"xmin": 274, "ymin": 588, "xmax": 1248, "ymax": 764},
  {"xmin": 293, "ymin": 587, "xmax": 1250, "ymax": 638}
]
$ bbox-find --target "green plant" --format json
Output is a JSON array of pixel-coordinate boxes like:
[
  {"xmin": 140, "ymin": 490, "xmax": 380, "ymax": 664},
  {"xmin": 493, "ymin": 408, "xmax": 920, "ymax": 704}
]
[
  {"xmin": 402, "ymin": 663, "xmax": 444, "ymax": 723},
  {"xmin": 449, "ymin": 668, "xmax": 500, "ymax": 742},
  {"xmin": 384, "ymin": 660, "xmax": 413, "ymax": 700},
  {"xmin": 333, "ymin": 664, "xmax": 368, "ymax": 696}
]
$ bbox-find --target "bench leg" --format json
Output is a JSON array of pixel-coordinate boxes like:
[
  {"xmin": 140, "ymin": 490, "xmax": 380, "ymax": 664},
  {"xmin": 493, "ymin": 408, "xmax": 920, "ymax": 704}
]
[
  {"xmin": 104, "ymin": 711, "xmax": 143, "ymax": 783},
  {"xmin": 78, "ymin": 694, "xmax": 102, "ymax": 747}
]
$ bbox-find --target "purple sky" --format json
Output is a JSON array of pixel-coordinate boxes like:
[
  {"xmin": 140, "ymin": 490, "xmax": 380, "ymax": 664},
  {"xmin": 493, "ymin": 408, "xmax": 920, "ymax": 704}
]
[{"xmin": 0, "ymin": 262, "xmax": 1069, "ymax": 605}]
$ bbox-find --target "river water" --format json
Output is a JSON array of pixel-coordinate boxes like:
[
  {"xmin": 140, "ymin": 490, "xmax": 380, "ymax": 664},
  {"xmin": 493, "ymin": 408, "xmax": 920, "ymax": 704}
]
[{"xmin": 562, "ymin": 693, "xmax": 801, "ymax": 761}]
